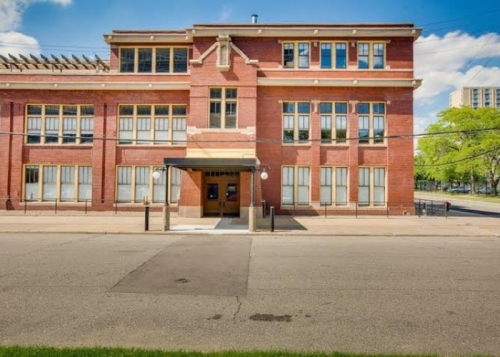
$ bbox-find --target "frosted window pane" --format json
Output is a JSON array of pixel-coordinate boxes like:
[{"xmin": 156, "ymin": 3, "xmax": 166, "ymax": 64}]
[
  {"xmin": 359, "ymin": 187, "xmax": 369, "ymax": 206},
  {"xmin": 25, "ymin": 184, "xmax": 38, "ymax": 201},
  {"xmin": 336, "ymin": 187, "xmax": 347, "ymax": 205},
  {"xmin": 282, "ymin": 186, "xmax": 294, "ymax": 205},
  {"xmin": 374, "ymin": 187, "xmax": 385, "ymax": 206},
  {"xmin": 298, "ymin": 187, "xmax": 309, "ymax": 204},
  {"xmin": 320, "ymin": 187, "xmax": 332, "ymax": 205},
  {"xmin": 43, "ymin": 166, "xmax": 57, "ymax": 201}
]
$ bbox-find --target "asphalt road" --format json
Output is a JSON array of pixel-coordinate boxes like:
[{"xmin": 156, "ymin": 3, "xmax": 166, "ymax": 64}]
[{"xmin": 1, "ymin": 233, "xmax": 500, "ymax": 355}]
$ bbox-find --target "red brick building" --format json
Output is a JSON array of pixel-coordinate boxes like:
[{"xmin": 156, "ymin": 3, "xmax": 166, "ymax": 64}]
[{"xmin": 0, "ymin": 21, "xmax": 422, "ymax": 221}]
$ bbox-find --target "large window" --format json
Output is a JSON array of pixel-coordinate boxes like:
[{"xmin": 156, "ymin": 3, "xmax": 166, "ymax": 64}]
[
  {"xmin": 320, "ymin": 42, "xmax": 347, "ymax": 69},
  {"xmin": 119, "ymin": 47, "xmax": 188, "ymax": 73},
  {"xmin": 320, "ymin": 102, "xmax": 348, "ymax": 144},
  {"xmin": 282, "ymin": 166, "xmax": 310, "ymax": 205},
  {"xmin": 358, "ymin": 42, "xmax": 385, "ymax": 69},
  {"xmin": 358, "ymin": 102, "xmax": 386, "ymax": 145},
  {"xmin": 320, "ymin": 167, "xmax": 348, "ymax": 206},
  {"xmin": 496, "ymin": 89, "xmax": 500, "ymax": 109},
  {"xmin": 282, "ymin": 102, "xmax": 310, "ymax": 144},
  {"xmin": 209, "ymin": 88, "xmax": 237, "ymax": 129},
  {"xmin": 358, "ymin": 167, "xmax": 386, "ymax": 207},
  {"xmin": 282, "ymin": 42, "xmax": 310, "ymax": 69},
  {"xmin": 117, "ymin": 166, "xmax": 182, "ymax": 204},
  {"xmin": 26, "ymin": 105, "xmax": 94, "ymax": 145},
  {"xmin": 24, "ymin": 165, "xmax": 92, "ymax": 202},
  {"xmin": 118, "ymin": 104, "xmax": 187, "ymax": 145}
]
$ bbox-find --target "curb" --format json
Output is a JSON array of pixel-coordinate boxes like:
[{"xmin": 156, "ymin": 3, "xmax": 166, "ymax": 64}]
[{"xmin": 0, "ymin": 230, "xmax": 498, "ymax": 238}]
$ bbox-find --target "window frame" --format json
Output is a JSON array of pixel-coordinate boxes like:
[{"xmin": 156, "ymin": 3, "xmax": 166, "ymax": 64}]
[
  {"xmin": 208, "ymin": 87, "xmax": 238, "ymax": 129},
  {"xmin": 319, "ymin": 101, "xmax": 349, "ymax": 145},
  {"xmin": 358, "ymin": 167, "xmax": 387, "ymax": 207},
  {"xmin": 320, "ymin": 166, "xmax": 349, "ymax": 206},
  {"xmin": 117, "ymin": 104, "xmax": 187, "ymax": 146},
  {"xmin": 282, "ymin": 101, "xmax": 311, "ymax": 145},
  {"xmin": 357, "ymin": 102, "xmax": 386, "ymax": 145},
  {"xmin": 22, "ymin": 164, "xmax": 92, "ymax": 202},
  {"xmin": 118, "ymin": 46, "xmax": 189, "ymax": 74},
  {"xmin": 281, "ymin": 165, "xmax": 311, "ymax": 206},
  {"xmin": 357, "ymin": 42, "xmax": 386, "ymax": 70},
  {"xmin": 282, "ymin": 42, "xmax": 311, "ymax": 69},
  {"xmin": 116, "ymin": 165, "xmax": 182, "ymax": 204},
  {"xmin": 320, "ymin": 41, "xmax": 348, "ymax": 69},
  {"xmin": 25, "ymin": 104, "xmax": 94, "ymax": 145}
]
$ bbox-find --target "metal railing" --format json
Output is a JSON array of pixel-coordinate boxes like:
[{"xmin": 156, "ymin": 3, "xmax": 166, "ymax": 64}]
[
  {"xmin": 2, "ymin": 197, "xmax": 450, "ymax": 218},
  {"xmin": 2, "ymin": 197, "xmax": 172, "ymax": 215}
]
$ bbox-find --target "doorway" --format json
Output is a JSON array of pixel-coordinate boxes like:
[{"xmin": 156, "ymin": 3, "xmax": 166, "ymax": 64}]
[{"xmin": 204, "ymin": 172, "xmax": 240, "ymax": 217}]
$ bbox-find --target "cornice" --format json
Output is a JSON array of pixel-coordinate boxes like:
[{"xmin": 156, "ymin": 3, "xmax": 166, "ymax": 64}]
[
  {"xmin": 257, "ymin": 77, "xmax": 423, "ymax": 89},
  {"xmin": 0, "ymin": 82, "xmax": 190, "ymax": 90}
]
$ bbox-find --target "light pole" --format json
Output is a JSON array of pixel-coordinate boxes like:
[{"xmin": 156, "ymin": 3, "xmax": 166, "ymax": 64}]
[
  {"xmin": 152, "ymin": 166, "xmax": 170, "ymax": 231},
  {"xmin": 249, "ymin": 166, "xmax": 268, "ymax": 232}
]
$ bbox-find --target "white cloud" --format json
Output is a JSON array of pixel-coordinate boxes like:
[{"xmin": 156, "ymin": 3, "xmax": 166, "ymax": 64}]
[
  {"xmin": 0, "ymin": 0, "xmax": 72, "ymax": 31},
  {"xmin": 415, "ymin": 31, "xmax": 500, "ymax": 103},
  {"xmin": 219, "ymin": 4, "xmax": 232, "ymax": 22},
  {"xmin": 0, "ymin": 0, "xmax": 71, "ymax": 56},
  {"xmin": 0, "ymin": 31, "xmax": 40, "ymax": 56}
]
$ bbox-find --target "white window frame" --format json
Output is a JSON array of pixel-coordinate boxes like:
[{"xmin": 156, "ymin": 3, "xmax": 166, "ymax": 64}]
[
  {"xmin": 282, "ymin": 42, "xmax": 311, "ymax": 69},
  {"xmin": 209, "ymin": 88, "xmax": 238, "ymax": 129},
  {"xmin": 281, "ymin": 166, "xmax": 310, "ymax": 206},
  {"xmin": 357, "ymin": 42, "xmax": 386, "ymax": 69},
  {"xmin": 282, "ymin": 101, "xmax": 311, "ymax": 144},
  {"xmin": 23, "ymin": 165, "xmax": 92, "ymax": 202},
  {"xmin": 119, "ymin": 46, "xmax": 189, "ymax": 74},
  {"xmin": 117, "ymin": 166, "xmax": 183, "ymax": 204},
  {"xmin": 357, "ymin": 102, "xmax": 386, "ymax": 145},
  {"xmin": 25, "ymin": 104, "xmax": 94, "ymax": 145},
  {"xmin": 118, "ymin": 104, "xmax": 187, "ymax": 146},
  {"xmin": 320, "ymin": 102, "xmax": 348, "ymax": 144},
  {"xmin": 320, "ymin": 41, "xmax": 348, "ymax": 69},
  {"xmin": 358, "ymin": 167, "xmax": 387, "ymax": 207}
]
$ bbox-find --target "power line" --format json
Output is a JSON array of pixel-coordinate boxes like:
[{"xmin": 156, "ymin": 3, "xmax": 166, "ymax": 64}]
[
  {"xmin": 1, "ymin": 126, "xmax": 499, "ymax": 144},
  {"xmin": 415, "ymin": 147, "xmax": 500, "ymax": 167}
]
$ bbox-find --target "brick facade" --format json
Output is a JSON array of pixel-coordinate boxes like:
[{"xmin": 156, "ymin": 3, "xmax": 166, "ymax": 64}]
[{"xmin": 0, "ymin": 22, "xmax": 421, "ymax": 216}]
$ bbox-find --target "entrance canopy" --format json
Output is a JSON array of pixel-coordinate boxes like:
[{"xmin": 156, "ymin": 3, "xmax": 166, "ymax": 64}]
[{"xmin": 163, "ymin": 158, "xmax": 257, "ymax": 172}]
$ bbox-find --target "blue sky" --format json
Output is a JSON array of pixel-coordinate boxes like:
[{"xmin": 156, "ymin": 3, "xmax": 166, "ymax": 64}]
[{"xmin": 1, "ymin": 0, "xmax": 500, "ymax": 139}]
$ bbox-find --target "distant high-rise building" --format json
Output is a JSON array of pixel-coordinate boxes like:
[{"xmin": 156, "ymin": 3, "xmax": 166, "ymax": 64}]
[{"xmin": 450, "ymin": 87, "xmax": 500, "ymax": 109}]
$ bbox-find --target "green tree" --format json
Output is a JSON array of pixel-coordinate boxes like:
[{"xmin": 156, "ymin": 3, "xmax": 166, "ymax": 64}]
[{"xmin": 416, "ymin": 107, "xmax": 500, "ymax": 195}]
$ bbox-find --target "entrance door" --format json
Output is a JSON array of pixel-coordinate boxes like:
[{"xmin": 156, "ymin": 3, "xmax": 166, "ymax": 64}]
[{"xmin": 204, "ymin": 173, "xmax": 240, "ymax": 217}]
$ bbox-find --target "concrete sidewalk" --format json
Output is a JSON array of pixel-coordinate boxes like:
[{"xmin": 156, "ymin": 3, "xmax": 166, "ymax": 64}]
[{"xmin": 0, "ymin": 211, "xmax": 499, "ymax": 236}]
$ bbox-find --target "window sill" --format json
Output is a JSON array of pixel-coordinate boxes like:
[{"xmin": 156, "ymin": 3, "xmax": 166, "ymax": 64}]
[
  {"xmin": 320, "ymin": 143, "xmax": 349, "ymax": 147},
  {"xmin": 358, "ymin": 144, "xmax": 387, "ymax": 147},
  {"xmin": 117, "ymin": 144, "xmax": 187, "ymax": 147},
  {"xmin": 24, "ymin": 144, "xmax": 93, "ymax": 147},
  {"xmin": 116, "ymin": 72, "xmax": 190, "ymax": 76},
  {"xmin": 282, "ymin": 143, "xmax": 312, "ymax": 146},
  {"xmin": 281, "ymin": 204, "xmax": 314, "ymax": 209},
  {"xmin": 114, "ymin": 202, "xmax": 179, "ymax": 207}
]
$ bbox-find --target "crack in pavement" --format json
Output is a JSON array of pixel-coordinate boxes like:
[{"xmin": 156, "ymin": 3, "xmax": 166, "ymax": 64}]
[{"xmin": 233, "ymin": 295, "xmax": 242, "ymax": 323}]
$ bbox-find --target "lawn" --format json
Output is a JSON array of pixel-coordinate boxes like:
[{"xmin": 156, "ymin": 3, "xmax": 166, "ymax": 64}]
[
  {"xmin": 0, "ymin": 347, "xmax": 443, "ymax": 357},
  {"xmin": 415, "ymin": 190, "xmax": 500, "ymax": 204}
]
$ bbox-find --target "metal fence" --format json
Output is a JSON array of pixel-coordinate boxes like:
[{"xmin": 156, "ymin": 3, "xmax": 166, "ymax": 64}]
[
  {"xmin": 265, "ymin": 199, "xmax": 451, "ymax": 218},
  {"xmin": 2, "ymin": 197, "xmax": 450, "ymax": 218},
  {"xmin": 2, "ymin": 198, "xmax": 170, "ymax": 215}
]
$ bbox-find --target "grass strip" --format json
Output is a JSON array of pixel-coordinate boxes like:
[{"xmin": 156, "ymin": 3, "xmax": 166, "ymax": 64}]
[{"xmin": 0, "ymin": 347, "xmax": 444, "ymax": 357}]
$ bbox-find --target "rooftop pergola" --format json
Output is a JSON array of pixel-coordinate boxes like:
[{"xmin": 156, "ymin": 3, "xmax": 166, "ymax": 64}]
[{"xmin": 0, "ymin": 54, "xmax": 110, "ymax": 72}]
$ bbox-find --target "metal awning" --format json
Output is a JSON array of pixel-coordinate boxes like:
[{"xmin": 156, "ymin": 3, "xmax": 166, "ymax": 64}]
[{"xmin": 163, "ymin": 158, "xmax": 257, "ymax": 172}]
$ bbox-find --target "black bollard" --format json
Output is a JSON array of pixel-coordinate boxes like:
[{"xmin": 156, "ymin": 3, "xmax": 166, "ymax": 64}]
[
  {"xmin": 145, "ymin": 206, "xmax": 150, "ymax": 231},
  {"xmin": 270, "ymin": 206, "xmax": 275, "ymax": 232}
]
